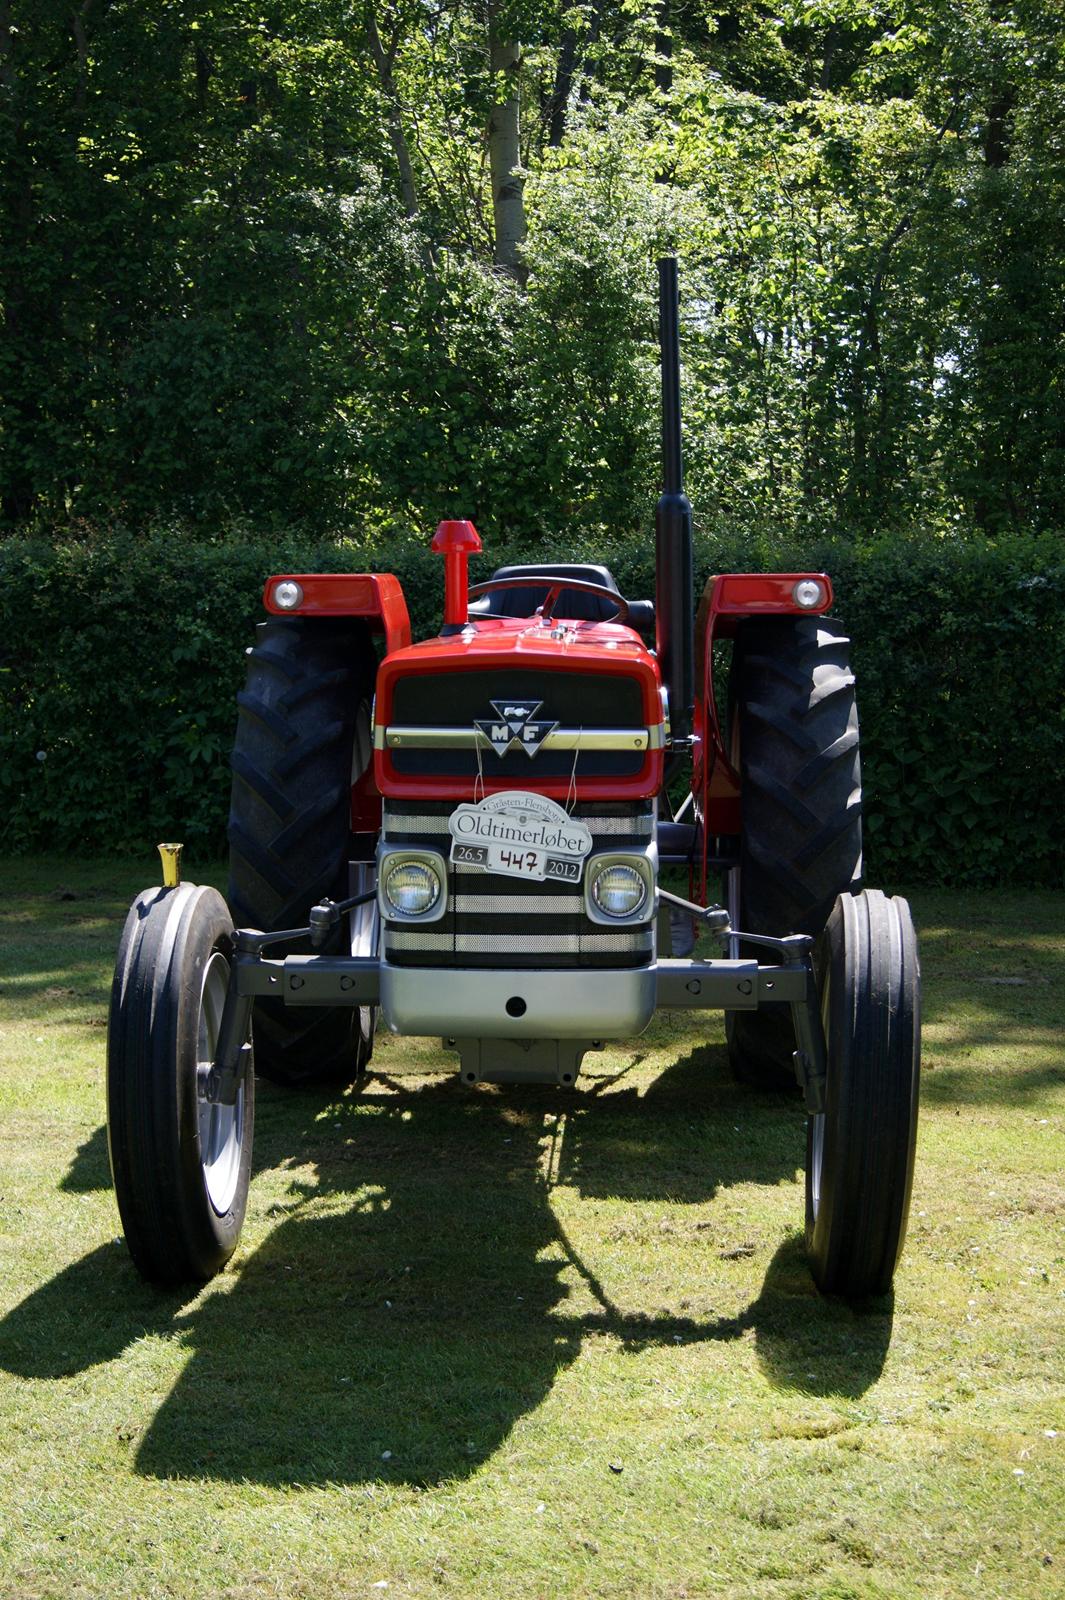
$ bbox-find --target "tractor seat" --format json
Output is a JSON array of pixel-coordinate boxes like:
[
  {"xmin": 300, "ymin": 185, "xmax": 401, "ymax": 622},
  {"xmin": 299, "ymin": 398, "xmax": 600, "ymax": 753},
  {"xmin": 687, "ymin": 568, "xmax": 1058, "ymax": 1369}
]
[{"xmin": 468, "ymin": 563, "xmax": 654, "ymax": 634}]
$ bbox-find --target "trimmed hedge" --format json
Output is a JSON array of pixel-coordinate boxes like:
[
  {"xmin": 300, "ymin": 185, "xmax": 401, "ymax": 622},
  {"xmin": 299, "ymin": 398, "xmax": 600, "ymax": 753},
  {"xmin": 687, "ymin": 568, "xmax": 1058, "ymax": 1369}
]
[{"xmin": 2, "ymin": 528, "xmax": 1063, "ymax": 885}]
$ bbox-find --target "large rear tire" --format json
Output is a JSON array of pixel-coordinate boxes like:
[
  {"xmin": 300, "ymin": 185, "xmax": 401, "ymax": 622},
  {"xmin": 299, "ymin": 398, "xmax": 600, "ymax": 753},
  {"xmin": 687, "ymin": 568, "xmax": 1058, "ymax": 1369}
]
[
  {"xmin": 726, "ymin": 617, "xmax": 862, "ymax": 1088},
  {"xmin": 228, "ymin": 618, "xmax": 378, "ymax": 1088},
  {"xmin": 107, "ymin": 883, "xmax": 253, "ymax": 1286},
  {"xmin": 806, "ymin": 889, "xmax": 920, "ymax": 1299}
]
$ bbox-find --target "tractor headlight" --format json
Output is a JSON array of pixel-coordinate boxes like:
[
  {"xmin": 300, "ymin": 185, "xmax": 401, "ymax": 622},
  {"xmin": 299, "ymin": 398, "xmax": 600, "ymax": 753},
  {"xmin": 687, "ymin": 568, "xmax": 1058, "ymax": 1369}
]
[
  {"xmin": 272, "ymin": 579, "xmax": 304, "ymax": 610},
  {"xmin": 590, "ymin": 862, "xmax": 648, "ymax": 919},
  {"xmin": 383, "ymin": 859, "xmax": 442, "ymax": 916}
]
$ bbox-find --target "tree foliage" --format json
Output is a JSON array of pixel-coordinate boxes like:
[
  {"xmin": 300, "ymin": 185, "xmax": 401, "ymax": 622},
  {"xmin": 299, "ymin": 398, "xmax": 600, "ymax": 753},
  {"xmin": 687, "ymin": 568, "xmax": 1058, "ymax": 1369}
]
[{"xmin": 1, "ymin": 0, "xmax": 1063, "ymax": 538}]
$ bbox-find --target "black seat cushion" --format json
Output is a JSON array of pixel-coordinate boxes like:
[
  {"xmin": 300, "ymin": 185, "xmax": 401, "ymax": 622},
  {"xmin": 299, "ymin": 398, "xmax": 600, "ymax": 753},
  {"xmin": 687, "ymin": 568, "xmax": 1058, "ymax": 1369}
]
[{"xmin": 469, "ymin": 563, "xmax": 621, "ymax": 623}]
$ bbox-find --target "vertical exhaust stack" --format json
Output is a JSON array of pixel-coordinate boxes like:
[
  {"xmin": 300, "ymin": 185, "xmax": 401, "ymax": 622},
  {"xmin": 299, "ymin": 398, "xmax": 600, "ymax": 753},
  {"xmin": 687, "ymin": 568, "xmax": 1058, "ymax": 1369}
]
[{"xmin": 654, "ymin": 256, "xmax": 695, "ymax": 746}]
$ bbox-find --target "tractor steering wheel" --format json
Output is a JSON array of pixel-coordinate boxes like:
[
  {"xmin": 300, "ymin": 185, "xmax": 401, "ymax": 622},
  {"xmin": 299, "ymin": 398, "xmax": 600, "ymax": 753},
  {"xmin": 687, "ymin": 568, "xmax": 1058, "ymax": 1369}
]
[{"xmin": 467, "ymin": 574, "xmax": 630, "ymax": 626}]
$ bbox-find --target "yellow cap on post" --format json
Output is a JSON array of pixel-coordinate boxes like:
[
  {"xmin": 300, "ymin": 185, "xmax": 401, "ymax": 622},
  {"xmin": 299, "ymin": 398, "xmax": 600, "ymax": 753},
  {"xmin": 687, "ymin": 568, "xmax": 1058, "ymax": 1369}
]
[{"xmin": 158, "ymin": 843, "xmax": 183, "ymax": 889}]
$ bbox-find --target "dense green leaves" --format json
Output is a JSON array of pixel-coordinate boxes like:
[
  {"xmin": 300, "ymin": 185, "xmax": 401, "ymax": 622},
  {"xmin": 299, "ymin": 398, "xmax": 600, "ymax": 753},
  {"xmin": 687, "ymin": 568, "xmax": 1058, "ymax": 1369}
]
[{"xmin": 2, "ymin": 1, "xmax": 1064, "ymax": 538}]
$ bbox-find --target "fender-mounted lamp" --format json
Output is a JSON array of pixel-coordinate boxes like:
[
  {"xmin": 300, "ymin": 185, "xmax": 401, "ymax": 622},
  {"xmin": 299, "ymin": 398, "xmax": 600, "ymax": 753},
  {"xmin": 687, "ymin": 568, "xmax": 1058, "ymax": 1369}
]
[{"xmin": 432, "ymin": 519, "xmax": 482, "ymax": 633}]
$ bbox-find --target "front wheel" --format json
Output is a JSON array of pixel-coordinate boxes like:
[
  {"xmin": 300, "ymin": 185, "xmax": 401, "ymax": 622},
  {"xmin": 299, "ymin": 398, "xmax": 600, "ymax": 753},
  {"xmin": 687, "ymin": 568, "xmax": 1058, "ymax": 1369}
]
[
  {"xmin": 806, "ymin": 889, "xmax": 920, "ymax": 1299},
  {"xmin": 107, "ymin": 883, "xmax": 254, "ymax": 1286}
]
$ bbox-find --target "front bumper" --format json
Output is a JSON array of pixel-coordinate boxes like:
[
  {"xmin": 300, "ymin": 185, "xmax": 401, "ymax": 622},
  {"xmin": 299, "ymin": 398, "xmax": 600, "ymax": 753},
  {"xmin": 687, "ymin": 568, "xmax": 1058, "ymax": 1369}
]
[{"xmin": 234, "ymin": 953, "xmax": 809, "ymax": 1032}]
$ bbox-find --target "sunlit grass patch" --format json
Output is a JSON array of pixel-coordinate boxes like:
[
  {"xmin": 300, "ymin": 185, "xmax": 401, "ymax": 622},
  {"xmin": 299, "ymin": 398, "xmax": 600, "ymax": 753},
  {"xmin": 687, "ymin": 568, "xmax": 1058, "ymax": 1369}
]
[{"xmin": 0, "ymin": 861, "xmax": 1062, "ymax": 1599}]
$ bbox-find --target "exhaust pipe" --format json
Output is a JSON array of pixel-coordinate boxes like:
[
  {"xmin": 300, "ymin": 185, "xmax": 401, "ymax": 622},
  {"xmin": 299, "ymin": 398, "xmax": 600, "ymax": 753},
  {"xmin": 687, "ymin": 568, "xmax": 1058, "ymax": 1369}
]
[{"xmin": 654, "ymin": 256, "xmax": 694, "ymax": 747}]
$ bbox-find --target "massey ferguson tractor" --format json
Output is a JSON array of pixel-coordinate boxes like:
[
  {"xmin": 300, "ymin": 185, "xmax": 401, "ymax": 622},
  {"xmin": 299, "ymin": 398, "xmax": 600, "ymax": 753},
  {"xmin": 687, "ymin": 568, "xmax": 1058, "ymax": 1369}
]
[{"xmin": 107, "ymin": 260, "xmax": 920, "ymax": 1302}]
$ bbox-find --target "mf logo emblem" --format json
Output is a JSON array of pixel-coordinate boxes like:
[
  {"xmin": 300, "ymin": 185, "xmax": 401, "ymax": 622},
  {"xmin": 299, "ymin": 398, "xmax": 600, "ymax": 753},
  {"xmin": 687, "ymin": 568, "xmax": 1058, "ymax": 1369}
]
[{"xmin": 474, "ymin": 699, "xmax": 558, "ymax": 758}]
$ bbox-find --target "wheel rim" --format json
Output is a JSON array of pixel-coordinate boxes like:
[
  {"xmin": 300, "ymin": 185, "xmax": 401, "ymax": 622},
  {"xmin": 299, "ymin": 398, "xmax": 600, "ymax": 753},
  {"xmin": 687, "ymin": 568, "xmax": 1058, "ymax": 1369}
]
[
  {"xmin": 808, "ymin": 965, "xmax": 831, "ymax": 1220},
  {"xmin": 196, "ymin": 949, "xmax": 245, "ymax": 1216},
  {"xmin": 809, "ymin": 1113, "xmax": 825, "ymax": 1218}
]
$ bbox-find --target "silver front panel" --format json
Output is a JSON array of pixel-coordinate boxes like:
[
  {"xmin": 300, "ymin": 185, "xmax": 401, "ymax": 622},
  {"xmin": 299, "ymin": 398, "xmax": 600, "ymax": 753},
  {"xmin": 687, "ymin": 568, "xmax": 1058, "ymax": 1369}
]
[{"xmin": 380, "ymin": 963, "xmax": 657, "ymax": 1039}]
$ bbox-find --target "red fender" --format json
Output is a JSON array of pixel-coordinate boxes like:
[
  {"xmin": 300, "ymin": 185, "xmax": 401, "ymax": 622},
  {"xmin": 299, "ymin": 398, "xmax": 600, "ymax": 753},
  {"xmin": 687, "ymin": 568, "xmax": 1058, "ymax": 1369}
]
[
  {"xmin": 262, "ymin": 572, "xmax": 411, "ymax": 656},
  {"xmin": 692, "ymin": 573, "xmax": 833, "ymax": 900}
]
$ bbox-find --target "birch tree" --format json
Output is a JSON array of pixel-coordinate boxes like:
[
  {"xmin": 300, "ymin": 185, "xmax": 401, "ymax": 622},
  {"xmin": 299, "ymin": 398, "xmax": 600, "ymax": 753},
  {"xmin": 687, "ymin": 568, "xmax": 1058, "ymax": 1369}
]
[{"xmin": 487, "ymin": 2, "xmax": 526, "ymax": 277}]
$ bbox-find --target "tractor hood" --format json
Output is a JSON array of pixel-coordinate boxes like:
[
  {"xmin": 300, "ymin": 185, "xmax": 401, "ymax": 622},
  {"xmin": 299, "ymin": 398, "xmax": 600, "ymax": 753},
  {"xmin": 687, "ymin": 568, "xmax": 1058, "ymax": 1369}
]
[{"xmin": 373, "ymin": 615, "xmax": 665, "ymax": 803}]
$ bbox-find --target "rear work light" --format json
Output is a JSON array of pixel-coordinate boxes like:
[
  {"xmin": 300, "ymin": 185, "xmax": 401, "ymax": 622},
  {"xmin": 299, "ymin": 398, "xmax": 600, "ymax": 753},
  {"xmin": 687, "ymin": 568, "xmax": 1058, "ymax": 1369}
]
[
  {"xmin": 792, "ymin": 578, "xmax": 827, "ymax": 610},
  {"xmin": 272, "ymin": 580, "xmax": 304, "ymax": 610}
]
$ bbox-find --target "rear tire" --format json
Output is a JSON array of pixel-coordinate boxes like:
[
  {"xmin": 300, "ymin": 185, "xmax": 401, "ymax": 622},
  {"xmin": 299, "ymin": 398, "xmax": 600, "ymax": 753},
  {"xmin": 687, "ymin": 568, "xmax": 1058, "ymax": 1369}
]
[
  {"xmin": 806, "ymin": 889, "xmax": 920, "ymax": 1299},
  {"xmin": 107, "ymin": 883, "xmax": 253, "ymax": 1286},
  {"xmin": 726, "ymin": 617, "xmax": 862, "ymax": 1088},
  {"xmin": 228, "ymin": 618, "xmax": 378, "ymax": 1087}
]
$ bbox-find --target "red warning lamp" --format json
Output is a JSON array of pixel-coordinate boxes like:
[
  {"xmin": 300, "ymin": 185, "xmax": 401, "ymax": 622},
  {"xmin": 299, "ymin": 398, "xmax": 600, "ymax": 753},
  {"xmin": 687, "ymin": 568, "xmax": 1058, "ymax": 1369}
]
[{"xmin": 431, "ymin": 519, "xmax": 482, "ymax": 630}]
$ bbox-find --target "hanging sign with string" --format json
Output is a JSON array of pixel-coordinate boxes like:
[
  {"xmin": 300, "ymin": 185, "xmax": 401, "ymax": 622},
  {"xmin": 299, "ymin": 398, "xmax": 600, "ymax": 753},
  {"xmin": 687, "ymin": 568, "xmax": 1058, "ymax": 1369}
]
[{"xmin": 447, "ymin": 792, "xmax": 593, "ymax": 884}]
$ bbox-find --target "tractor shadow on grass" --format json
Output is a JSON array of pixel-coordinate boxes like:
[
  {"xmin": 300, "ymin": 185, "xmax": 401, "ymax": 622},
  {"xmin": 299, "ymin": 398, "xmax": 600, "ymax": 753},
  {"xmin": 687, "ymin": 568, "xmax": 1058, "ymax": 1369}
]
[
  {"xmin": 131, "ymin": 1049, "xmax": 892, "ymax": 1485},
  {"xmin": 60, "ymin": 1122, "xmax": 111, "ymax": 1191},
  {"xmin": 1, "ymin": 1050, "xmax": 894, "ymax": 1487},
  {"xmin": 0, "ymin": 1243, "xmax": 192, "ymax": 1379}
]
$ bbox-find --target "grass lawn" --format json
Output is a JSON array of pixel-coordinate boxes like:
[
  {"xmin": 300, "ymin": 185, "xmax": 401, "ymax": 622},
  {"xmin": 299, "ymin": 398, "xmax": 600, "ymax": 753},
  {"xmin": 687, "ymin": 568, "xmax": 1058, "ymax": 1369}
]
[{"xmin": 0, "ymin": 857, "xmax": 1062, "ymax": 1600}]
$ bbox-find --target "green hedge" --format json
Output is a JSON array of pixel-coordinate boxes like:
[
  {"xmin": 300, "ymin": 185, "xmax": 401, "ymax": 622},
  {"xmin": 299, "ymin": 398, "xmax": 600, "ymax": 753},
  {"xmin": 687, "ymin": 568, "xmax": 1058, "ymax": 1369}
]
[{"xmin": 2, "ymin": 529, "xmax": 1063, "ymax": 886}]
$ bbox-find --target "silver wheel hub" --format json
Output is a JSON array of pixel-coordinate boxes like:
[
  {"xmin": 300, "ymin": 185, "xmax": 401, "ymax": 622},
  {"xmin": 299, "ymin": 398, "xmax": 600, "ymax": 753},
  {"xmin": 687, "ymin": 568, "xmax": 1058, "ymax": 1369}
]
[
  {"xmin": 196, "ymin": 949, "xmax": 245, "ymax": 1216},
  {"xmin": 809, "ymin": 1113, "xmax": 825, "ymax": 1218}
]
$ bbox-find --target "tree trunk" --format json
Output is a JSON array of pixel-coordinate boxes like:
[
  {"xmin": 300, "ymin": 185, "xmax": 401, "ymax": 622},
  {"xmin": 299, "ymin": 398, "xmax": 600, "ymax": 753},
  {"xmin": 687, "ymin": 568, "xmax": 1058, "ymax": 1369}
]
[
  {"xmin": 983, "ymin": 90, "xmax": 1015, "ymax": 170},
  {"xmin": 577, "ymin": 0, "xmax": 606, "ymax": 105},
  {"xmin": 547, "ymin": 31, "xmax": 577, "ymax": 147},
  {"xmin": 365, "ymin": 4, "xmax": 419, "ymax": 222},
  {"xmin": 487, "ymin": 8, "xmax": 525, "ymax": 279},
  {"xmin": 655, "ymin": 0, "xmax": 671, "ymax": 95}
]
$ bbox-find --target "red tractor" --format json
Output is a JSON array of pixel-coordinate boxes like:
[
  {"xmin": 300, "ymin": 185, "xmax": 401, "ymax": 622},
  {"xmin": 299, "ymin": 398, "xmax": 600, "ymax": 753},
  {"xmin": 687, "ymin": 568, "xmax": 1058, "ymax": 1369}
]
[{"xmin": 107, "ymin": 260, "xmax": 919, "ymax": 1302}]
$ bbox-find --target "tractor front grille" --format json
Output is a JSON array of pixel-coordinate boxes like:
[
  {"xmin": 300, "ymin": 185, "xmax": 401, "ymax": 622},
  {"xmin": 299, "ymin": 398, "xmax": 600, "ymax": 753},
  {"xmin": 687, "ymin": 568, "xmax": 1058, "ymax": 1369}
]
[
  {"xmin": 381, "ymin": 800, "xmax": 656, "ymax": 970},
  {"xmin": 385, "ymin": 668, "xmax": 649, "ymax": 780}
]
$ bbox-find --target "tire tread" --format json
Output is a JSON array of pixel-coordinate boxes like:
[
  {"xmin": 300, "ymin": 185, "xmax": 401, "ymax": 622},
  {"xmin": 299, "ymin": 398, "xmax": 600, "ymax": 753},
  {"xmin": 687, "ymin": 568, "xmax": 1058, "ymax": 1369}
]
[
  {"xmin": 806, "ymin": 889, "xmax": 920, "ymax": 1299},
  {"xmin": 107, "ymin": 884, "xmax": 253, "ymax": 1286},
  {"xmin": 727, "ymin": 617, "xmax": 864, "ymax": 1088},
  {"xmin": 227, "ymin": 616, "xmax": 376, "ymax": 1087}
]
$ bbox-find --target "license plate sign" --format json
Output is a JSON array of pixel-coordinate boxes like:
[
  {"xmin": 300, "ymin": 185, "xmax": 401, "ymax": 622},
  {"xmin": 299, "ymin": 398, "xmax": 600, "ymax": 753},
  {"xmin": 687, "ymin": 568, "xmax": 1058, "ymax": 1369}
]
[
  {"xmin": 486, "ymin": 843, "xmax": 545, "ymax": 880},
  {"xmin": 448, "ymin": 790, "xmax": 593, "ymax": 885}
]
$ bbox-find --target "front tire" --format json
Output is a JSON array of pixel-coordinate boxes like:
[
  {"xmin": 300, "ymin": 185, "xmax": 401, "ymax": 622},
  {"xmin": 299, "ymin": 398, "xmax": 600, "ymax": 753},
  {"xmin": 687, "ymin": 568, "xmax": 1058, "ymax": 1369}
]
[
  {"xmin": 726, "ymin": 617, "xmax": 863, "ymax": 1087},
  {"xmin": 107, "ymin": 883, "xmax": 254, "ymax": 1286},
  {"xmin": 806, "ymin": 889, "xmax": 920, "ymax": 1299}
]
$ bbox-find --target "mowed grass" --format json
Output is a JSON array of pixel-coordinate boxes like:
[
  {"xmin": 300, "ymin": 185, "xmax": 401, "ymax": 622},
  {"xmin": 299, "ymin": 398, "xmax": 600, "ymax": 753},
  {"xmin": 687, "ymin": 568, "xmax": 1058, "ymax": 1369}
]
[{"xmin": 0, "ymin": 858, "xmax": 1062, "ymax": 1600}]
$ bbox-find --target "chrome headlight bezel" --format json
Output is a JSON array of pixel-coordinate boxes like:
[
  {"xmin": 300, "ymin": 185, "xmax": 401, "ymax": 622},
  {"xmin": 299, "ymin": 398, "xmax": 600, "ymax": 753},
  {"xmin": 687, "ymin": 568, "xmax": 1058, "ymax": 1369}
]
[
  {"xmin": 376, "ymin": 845, "xmax": 448, "ymax": 922},
  {"xmin": 584, "ymin": 848, "xmax": 657, "ymax": 926}
]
